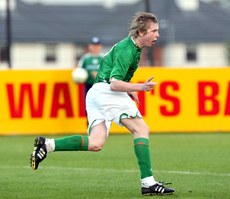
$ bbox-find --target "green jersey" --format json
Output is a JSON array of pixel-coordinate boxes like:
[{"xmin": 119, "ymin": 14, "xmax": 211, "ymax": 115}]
[
  {"xmin": 78, "ymin": 53, "xmax": 104, "ymax": 85},
  {"xmin": 95, "ymin": 36, "xmax": 142, "ymax": 84}
]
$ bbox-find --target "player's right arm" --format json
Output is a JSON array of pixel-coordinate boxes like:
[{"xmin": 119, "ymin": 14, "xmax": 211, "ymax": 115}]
[{"xmin": 110, "ymin": 76, "xmax": 157, "ymax": 92}]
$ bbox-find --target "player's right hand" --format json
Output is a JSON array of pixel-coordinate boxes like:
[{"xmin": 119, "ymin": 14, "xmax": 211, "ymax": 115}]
[{"xmin": 142, "ymin": 76, "xmax": 157, "ymax": 91}]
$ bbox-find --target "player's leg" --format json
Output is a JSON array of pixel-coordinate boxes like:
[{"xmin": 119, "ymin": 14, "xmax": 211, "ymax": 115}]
[
  {"xmin": 30, "ymin": 122, "xmax": 107, "ymax": 170},
  {"xmin": 121, "ymin": 117, "xmax": 154, "ymax": 183},
  {"xmin": 88, "ymin": 121, "xmax": 107, "ymax": 151},
  {"xmin": 121, "ymin": 117, "xmax": 175, "ymax": 195},
  {"xmin": 53, "ymin": 122, "xmax": 107, "ymax": 152}
]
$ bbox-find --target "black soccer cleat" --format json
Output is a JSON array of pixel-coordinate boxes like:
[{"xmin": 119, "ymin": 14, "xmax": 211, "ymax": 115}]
[
  {"xmin": 142, "ymin": 181, "xmax": 175, "ymax": 196},
  {"xmin": 30, "ymin": 136, "xmax": 47, "ymax": 170}
]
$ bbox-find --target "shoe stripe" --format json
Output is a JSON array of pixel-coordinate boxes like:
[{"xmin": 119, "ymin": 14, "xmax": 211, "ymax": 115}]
[
  {"xmin": 158, "ymin": 187, "xmax": 162, "ymax": 192},
  {"xmin": 34, "ymin": 147, "xmax": 47, "ymax": 159},
  {"xmin": 40, "ymin": 148, "xmax": 45, "ymax": 155},
  {"xmin": 37, "ymin": 153, "xmax": 42, "ymax": 159},
  {"xmin": 155, "ymin": 186, "xmax": 165, "ymax": 193}
]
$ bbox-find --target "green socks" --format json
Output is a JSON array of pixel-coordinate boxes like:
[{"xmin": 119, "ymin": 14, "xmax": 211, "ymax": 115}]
[
  {"xmin": 134, "ymin": 138, "xmax": 153, "ymax": 179},
  {"xmin": 54, "ymin": 136, "xmax": 152, "ymax": 179},
  {"xmin": 54, "ymin": 135, "xmax": 88, "ymax": 151}
]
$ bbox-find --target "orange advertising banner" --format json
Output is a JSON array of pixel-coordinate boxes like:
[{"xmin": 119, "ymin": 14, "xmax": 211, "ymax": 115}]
[{"xmin": 0, "ymin": 68, "xmax": 229, "ymax": 135}]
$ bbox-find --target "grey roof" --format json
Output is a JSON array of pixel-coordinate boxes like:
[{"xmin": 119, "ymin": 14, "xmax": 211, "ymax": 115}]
[{"xmin": 0, "ymin": 0, "xmax": 230, "ymax": 45}]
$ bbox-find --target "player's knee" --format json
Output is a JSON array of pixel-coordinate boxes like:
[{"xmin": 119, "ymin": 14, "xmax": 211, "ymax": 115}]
[
  {"xmin": 142, "ymin": 124, "xmax": 150, "ymax": 132},
  {"xmin": 135, "ymin": 125, "xmax": 150, "ymax": 137}
]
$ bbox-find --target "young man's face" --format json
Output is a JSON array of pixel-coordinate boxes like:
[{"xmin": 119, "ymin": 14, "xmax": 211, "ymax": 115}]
[{"xmin": 140, "ymin": 22, "xmax": 159, "ymax": 47}]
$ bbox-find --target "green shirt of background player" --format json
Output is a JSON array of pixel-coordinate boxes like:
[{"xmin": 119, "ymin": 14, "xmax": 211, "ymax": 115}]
[
  {"xmin": 30, "ymin": 11, "xmax": 175, "ymax": 196},
  {"xmin": 78, "ymin": 37, "xmax": 103, "ymax": 94}
]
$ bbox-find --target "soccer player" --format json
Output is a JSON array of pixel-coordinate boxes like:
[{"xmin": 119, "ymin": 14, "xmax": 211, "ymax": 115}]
[
  {"xmin": 30, "ymin": 11, "xmax": 175, "ymax": 196},
  {"xmin": 77, "ymin": 37, "xmax": 104, "ymax": 95}
]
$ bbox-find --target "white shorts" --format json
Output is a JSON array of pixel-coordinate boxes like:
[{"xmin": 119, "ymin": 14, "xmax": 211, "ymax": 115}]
[{"xmin": 86, "ymin": 82, "xmax": 142, "ymax": 134}]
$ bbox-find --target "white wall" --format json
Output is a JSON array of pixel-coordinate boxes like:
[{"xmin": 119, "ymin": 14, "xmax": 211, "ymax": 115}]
[
  {"xmin": 10, "ymin": 43, "xmax": 78, "ymax": 69},
  {"xmin": 164, "ymin": 43, "xmax": 184, "ymax": 67},
  {"xmin": 13, "ymin": 43, "xmax": 44, "ymax": 68},
  {"xmin": 199, "ymin": 43, "xmax": 227, "ymax": 66},
  {"xmin": 163, "ymin": 43, "xmax": 228, "ymax": 67},
  {"xmin": 1, "ymin": 42, "xmax": 228, "ymax": 69}
]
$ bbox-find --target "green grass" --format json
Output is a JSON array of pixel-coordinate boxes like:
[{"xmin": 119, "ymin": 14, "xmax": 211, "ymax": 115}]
[{"xmin": 0, "ymin": 133, "xmax": 230, "ymax": 199}]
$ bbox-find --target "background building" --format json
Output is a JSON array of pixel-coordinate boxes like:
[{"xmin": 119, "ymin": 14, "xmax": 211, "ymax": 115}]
[{"xmin": 0, "ymin": 0, "xmax": 230, "ymax": 69}]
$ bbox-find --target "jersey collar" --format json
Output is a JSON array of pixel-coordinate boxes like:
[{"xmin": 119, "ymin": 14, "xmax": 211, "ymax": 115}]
[{"xmin": 131, "ymin": 37, "xmax": 140, "ymax": 49}]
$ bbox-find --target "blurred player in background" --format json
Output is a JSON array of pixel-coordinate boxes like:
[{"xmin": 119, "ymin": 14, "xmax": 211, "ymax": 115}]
[
  {"xmin": 77, "ymin": 37, "xmax": 103, "ymax": 95},
  {"xmin": 30, "ymin": 11, "xmax": 175, "ymax": 196}
]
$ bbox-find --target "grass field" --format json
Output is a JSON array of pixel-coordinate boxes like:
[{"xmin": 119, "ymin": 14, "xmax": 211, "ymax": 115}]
[{"xmin": 0, "ymin": 133, "xmax": 230, "ymax": 199}]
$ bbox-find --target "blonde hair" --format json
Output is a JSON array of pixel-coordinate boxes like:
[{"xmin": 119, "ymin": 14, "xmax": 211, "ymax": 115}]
[{"xmin": 129, "ymin": 11, "xmax": 158, "ymax": 38}]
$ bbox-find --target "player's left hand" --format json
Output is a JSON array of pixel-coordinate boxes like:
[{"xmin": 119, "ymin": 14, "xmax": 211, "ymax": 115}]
[{"xmin": 128, "ymin": 92, "xmax": 139, "ymax": 104}]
